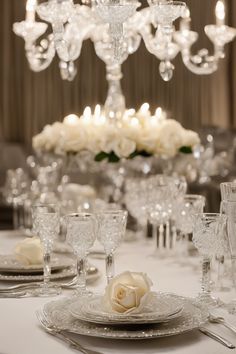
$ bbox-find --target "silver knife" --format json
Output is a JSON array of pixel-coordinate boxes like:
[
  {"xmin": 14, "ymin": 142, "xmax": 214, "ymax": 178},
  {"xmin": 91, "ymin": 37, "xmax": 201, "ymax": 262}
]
[{"xmin": 199, "ymin": 327, "xmax": 235, "ymax": 349}]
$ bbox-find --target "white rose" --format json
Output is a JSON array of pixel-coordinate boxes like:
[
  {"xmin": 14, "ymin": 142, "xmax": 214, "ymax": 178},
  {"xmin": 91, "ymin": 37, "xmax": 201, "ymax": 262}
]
[
  {"xmin": 14, "ymin": 237, "xmax": 43, "ymax": 265},
  {"xmin": 59, "ymin": 124, "xmax": 87, "ymax": 153},
  {"xmin": 181, "ymin": 129, "xmax": 200, "ymax": 147},
  {"xmin": 103, "ymin": 271, "xmax": 153, "ymax": 314},
  {"xmin": 113, "ymin": 137, "xmax": 136, "ymax": 158},
  {"xmin": 155, "ymin": 120, "xmax": 184, "ymax": 157}
]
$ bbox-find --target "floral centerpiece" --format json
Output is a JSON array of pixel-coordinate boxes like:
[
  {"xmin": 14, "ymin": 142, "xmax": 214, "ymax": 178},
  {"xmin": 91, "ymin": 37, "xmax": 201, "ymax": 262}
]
[{"xmin": 33, "ymin": 104, "xmax": 200, "ymax": 163}]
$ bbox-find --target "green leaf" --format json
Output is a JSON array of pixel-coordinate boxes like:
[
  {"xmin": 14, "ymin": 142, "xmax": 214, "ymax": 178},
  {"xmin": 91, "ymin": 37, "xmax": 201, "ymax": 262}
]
[
  {"xmin": 179, "ymin": 146, "xmax": 192, "ymax": 154},
  {"xmin": 94, "ymin": 151, "xmax": 109, "ymax": 162},
  {"xmin": 108, "ymin": 151, "xmax": 120, "ymax": 163},
  {"xmin": 129, "ymin": 150, "xmax": 152, "ymax": 159}
]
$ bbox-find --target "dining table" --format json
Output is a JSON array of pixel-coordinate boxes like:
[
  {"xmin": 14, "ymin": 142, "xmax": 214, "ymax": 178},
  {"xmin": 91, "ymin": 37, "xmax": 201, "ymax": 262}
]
[{"xmin": 1, "ymin": 229, "xmax": 236, "ymax": 354}]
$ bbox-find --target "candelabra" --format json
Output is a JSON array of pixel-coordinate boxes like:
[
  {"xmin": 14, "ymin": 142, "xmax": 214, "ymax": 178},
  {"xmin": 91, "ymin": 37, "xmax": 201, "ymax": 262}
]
[{"xmin": 13, "ymin": 0, "xmax": 236, "ymax": 118}]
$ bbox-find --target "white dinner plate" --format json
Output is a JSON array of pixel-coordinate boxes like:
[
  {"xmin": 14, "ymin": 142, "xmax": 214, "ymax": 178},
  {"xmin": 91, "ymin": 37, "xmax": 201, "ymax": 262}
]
[
  {"xmin": 43, "ymin": 295, "xmax": 208, "ymax": 340},
  {"xmin": 69, "ymin": 293, "xmax": 183, "ymax": 325}
]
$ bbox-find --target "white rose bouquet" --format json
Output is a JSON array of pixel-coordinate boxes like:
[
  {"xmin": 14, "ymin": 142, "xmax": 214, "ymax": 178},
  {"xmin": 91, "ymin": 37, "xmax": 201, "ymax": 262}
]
[
  {"xmin": 32, "ymin": 109, "xmax": 200, "ymax": 163},
  {"xmin": 102, "ymin": 271, "xmax": 154, "ymax": 314}
]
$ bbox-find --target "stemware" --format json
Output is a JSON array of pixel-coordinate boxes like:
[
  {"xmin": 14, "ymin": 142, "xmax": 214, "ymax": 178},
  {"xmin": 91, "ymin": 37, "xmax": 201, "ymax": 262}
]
[
  {"xmin": 146, "ymin": 175, "xmax": 174, "ymax": 255},
  {"xmin": 66, "ymin": 213, "xmax": 97, "ymax": 295},
  {"xmin": 96, "ymin": 210, "xmax": 128, "ymax": 284},
  {"xmin": 192, "ymin": 213, "xmax": 227, "ymax": 307},
  {"xmin": 125, "ymin": 178, "xmax": 148, "ymax": 238},
  {"xmin": 220, "ymin": 182, "xmax": 236, "ymax": 202},
  {"xmin": 31, "ymin": 203, "xmax": 61, "ymax": 296},
  {"xmin": 174, "ymin": 194, "xmax": 205, "ymax": 255},
  {"xmin": 221, "ymin": 200, "xmax": 236, "ymax": 313}
]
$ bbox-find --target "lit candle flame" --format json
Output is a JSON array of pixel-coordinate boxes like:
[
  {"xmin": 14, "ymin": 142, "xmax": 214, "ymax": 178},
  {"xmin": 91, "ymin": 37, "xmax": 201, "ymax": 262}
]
[
  {"xmin": 63, "ymin": 114, "xmax": 79, "ymax": 125},
  {"xmin": 155, "ymin": 107, "xmax": 163, "ymax": 119},
  {"xmin": 139, "ymin": 103, "xmax": 150, "ymax": 114},
  {"xmin": 215, "ymin": 1, "xmax": 225, "ymax": 26},
  {"xmin": 94, "ymin": 104, "xmax": 101, "ymax": 119}
]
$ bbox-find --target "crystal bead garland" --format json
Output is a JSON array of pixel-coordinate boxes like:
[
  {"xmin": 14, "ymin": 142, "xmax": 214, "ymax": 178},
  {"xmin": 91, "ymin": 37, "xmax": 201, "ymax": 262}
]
[{"xmin": 94, "ymin": 0, "xmax": 141, "ymax": 62}]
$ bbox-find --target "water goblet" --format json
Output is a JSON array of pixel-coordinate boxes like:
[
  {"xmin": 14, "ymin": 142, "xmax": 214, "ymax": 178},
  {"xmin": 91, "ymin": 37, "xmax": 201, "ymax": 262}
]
[
  {"xmin": 192, "ymin": 213, "xmax": 227, "ymax": 307},
  {"xmin": 32, "ymin": 203, "xmax": 61, "ymax": 296},
  {"xmin": 66, "ymin": 213, "xmax": 97, "ymax": 295},
  {"xmin": 96, "ymin": 210, "xmax": 128, "ymax": 284}
]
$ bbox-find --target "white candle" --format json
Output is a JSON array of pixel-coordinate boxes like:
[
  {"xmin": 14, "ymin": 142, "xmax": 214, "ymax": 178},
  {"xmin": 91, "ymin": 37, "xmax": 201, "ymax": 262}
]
[
  {"xmin": 155, "ymin": 107, "xmax": 163, "ymax": 120},
  {"xmin": 94, "ymin": 104, "xmax": 101, "ymax": 119},
  {"xmin": 63, "ymin": 114, "xmax": 80, "ymax": 126},
  {"xmin": 139, "ymin": 103, "xmax": 150, "ymax": 114},
  {"xmin": 180, "ymin": 8, "xmax": 191, "ymax": 31},
  {"xmin": 83, "ymin": 106, "xmax": 92, "ymax": 123},
  {"xmin": 215, "ymin": 0, "xmax": 225, "ymax": 26},
  {"xmin": 26, "ymin": 0, "xmax": 37, "ymax": 23}
]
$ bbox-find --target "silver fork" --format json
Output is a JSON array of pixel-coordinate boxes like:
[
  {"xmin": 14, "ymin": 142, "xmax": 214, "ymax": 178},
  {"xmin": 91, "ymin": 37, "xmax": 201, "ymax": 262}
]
[
  {"xmin": 0, "ymin": 277, "xmax": 78, "ymax": 293},
  {"xmin": 36, "ymin": 310, "xmax": 103, "ymax": 354},
  {"xmin": 209, "ymin": 314, "xmax": 236, "ymax": 334}
]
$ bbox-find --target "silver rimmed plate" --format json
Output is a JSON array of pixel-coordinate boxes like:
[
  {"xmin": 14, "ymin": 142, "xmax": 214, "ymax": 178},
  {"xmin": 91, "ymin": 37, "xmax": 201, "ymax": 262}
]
[
  {"xmin": 42, "ymin": 295, "xmax": 208, "ymax": 339},
  {"xmin": 69, "ymin": 293, "xmax": 183, "ymax": 325},
  {"xmin": 0, "ymin": 254, "xmax": 73, "ymax": 274},
  {"xmin": 0, "ymin": 266, "xmax": 100, "ymax": 283}
]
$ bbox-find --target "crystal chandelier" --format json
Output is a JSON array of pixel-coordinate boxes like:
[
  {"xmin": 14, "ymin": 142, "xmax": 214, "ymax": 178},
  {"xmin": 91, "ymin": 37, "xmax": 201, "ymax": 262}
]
[{"xmin": 13, "ymin": 0, "xmax": 236, "ymax": 118}]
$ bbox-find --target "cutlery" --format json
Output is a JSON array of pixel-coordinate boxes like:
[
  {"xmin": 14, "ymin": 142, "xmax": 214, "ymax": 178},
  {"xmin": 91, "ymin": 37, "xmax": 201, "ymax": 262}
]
[
  {"xmin": 0, "ymin": 291, "xmax": 27, "ymax": 298},
  {"xmin": 209, "ymin": 315, "xmax": 236, "ymax": 334},
  {"xmin": 36, "ymin": 310, "xmax": 103, "ymax": 354},
  {"xmin": 0, "ymin": 277, "xmax": 78, "ymax": 293},
  {"xmin": 199, "ymin": 327, "xmax": 235, "ymax": 349}
]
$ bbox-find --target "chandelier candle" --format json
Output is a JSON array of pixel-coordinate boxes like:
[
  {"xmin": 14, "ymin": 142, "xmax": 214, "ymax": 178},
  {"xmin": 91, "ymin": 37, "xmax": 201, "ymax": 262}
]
[
  {"xmin": 215, "ymin": 0, "xmax": 225, "ymax": 27},
  {"xmin": 26, "ymin": 0, "xmax": 37, "ymax": 23}
]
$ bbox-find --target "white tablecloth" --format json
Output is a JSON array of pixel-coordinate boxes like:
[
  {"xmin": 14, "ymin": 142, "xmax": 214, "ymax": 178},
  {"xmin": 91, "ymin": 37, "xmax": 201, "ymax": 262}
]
[{"xmin": 1, "ymin": 230, "xmax": 236, "ymax": 354}]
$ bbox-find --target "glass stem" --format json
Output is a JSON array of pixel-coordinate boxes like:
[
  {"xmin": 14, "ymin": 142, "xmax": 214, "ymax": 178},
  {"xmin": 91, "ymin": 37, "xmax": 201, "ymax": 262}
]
[
  {"xmin": 159, "ymin": 224, "xmax": 164, "ymax": 251},
  {"xmin": 152, "ymin": 224, "xmax": 158, "ymax": 248},
  {"xmin": 166, "ymin": 221, "xmax": 170, "ymax": 250},
  {"xmin": 106, "ymin": 253, "xmax": 114, "ymax": 284},
  {"xmin": 171, "ymin": 224, "xmax": 177, "ymax": 249},
  {"xmin": 201, "ymin": 256, "xmax": 211, "ymax": 296},
  {"xmin": 43, "ymin": 252, "xmax": 51, "ymax": 287},
  {"xmin": 231, "ymin": 256, "xmax": 236, "ymax": 288},
  {"xmin": 217, "ymin": 255, "xmax": 224, "ymax": 289},
  {"xmin": 76, "ymin": 257, "xmax": 87, "ymax": 292}
]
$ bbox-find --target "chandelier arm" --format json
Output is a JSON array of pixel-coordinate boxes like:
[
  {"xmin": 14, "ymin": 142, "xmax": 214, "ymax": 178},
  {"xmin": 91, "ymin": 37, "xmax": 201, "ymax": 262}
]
[
  {"xmin": 25, "ymin": 36, "xmax": 56, "ymax": 72},
  {"xmin": 180, "ymin": 48, "xmax": 219, "ymax": 75}
]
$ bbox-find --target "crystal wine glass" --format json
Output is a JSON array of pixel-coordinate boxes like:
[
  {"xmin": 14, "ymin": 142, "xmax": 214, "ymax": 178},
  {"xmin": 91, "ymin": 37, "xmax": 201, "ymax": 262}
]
[
  {"xmin": 96, "ymin": 210, "xmax": 128, "ymax": 284},
  {"xmin": 174, "ymin": 194, "xmax": 206, "ymax": 255},
  {"xmin": 66, "ymin": 213, "xmax": 97, "ymax": 295},
  {"xmin": 220, "ymin": 200, "xmax": 236, "ymax": 313},
  {"xmin": 192, "ymin": 213, "xmax": 227, "ymax": 307},
  {"xmin": 32, "ymin": 203, "xmax": 61, "ymax": 296}
]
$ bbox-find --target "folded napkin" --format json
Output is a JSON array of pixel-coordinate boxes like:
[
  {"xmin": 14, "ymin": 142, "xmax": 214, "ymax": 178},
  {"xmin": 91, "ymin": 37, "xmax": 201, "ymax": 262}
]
[{"xmin": 14, "ymin": 237, "xmax": 43, "ymax": 265}]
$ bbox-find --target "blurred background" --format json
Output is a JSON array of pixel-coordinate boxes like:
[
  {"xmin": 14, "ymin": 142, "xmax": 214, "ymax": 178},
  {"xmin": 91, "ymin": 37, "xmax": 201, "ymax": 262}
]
[{"xmin": 1, "ymin": 0, "xmax": 236, "ymax": 148}]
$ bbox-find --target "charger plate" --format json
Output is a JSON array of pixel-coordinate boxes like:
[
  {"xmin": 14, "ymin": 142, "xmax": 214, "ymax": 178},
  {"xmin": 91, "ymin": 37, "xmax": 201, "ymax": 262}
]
[{"xmin": 42, "ymin": 295, "xmax": 208, "ymax": 340}]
